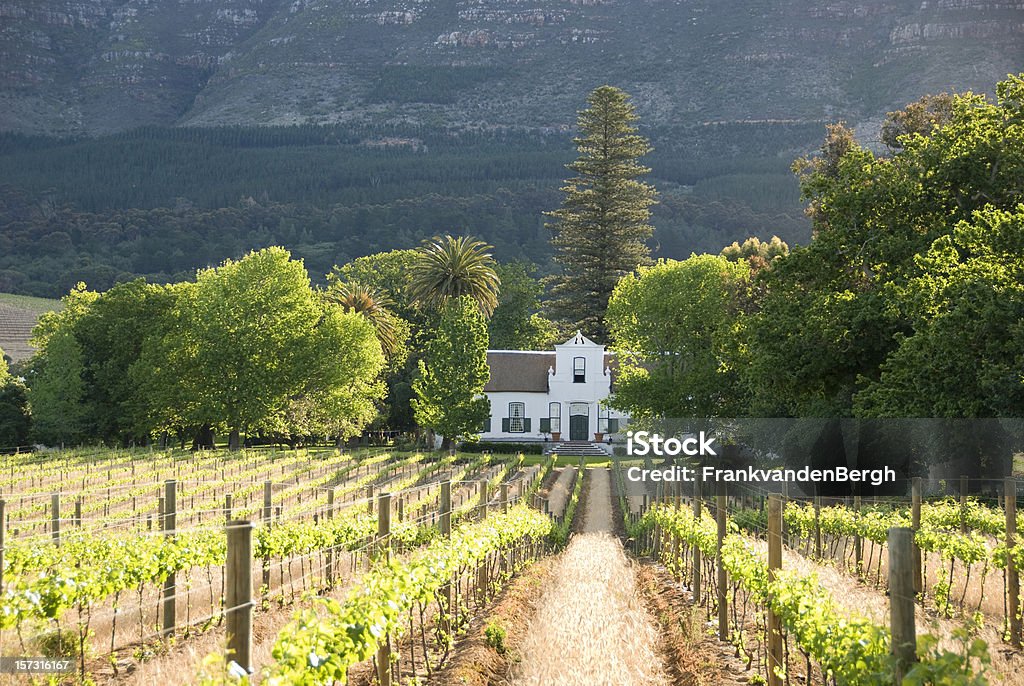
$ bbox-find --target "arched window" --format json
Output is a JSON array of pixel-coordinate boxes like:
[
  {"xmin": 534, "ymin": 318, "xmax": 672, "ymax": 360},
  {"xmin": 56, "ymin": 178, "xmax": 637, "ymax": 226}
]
[{"xmin": 548, "ymin": 402, "xmax": 561, "ymax": 433}]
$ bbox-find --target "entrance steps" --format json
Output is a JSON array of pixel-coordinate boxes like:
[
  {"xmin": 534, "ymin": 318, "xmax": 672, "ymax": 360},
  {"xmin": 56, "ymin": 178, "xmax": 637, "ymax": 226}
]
[{"xmin": 545, "ymin": 441, "xmax": 611, "ymax": 457}]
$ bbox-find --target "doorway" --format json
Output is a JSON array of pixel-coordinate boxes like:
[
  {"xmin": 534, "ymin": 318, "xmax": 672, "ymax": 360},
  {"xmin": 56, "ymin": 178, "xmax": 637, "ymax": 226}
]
[{"xmin": 569, "ymin": 403, "xmax": 589, "ymax": 441}]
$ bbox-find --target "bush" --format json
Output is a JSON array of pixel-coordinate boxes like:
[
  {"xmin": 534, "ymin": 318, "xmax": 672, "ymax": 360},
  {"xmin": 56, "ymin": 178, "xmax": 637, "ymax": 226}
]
[
  {"xmin": 461, "ymin": 441, "xmax": 544, "ymax": 455},
  {"xmin": 484, "ymin": 621, "xmax": 507, "ymax": 655}
]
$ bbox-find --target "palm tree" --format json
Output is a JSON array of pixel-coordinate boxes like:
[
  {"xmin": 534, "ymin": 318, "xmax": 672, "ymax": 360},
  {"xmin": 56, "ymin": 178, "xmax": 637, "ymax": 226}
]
[
  {"xmin": 325, "ymin": 280, "xmax": 404, "ymax": 360},
  {"xmin": 408, "ymin": 235, "xmax": 500, "ymax": 316}
]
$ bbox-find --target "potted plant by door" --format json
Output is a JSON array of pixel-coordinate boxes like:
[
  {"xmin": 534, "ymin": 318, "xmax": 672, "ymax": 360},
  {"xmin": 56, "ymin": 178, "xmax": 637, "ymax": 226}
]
[{"xmin": 593, "ymin": 432, "xmax": 604, "ymax": 442}]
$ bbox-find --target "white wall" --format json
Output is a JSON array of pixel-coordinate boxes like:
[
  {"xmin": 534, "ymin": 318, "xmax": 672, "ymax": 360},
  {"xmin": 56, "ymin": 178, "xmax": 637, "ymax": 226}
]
[{"xmin": 481, "ymin": 391, "xmax": 550, "ymax": 441}]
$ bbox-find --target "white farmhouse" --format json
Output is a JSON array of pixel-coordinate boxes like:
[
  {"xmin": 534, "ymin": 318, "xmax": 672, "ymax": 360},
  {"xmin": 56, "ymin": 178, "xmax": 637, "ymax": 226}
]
[{"xmin": 480, "ymin": 332, "xmax": 628, "ymax": 454}]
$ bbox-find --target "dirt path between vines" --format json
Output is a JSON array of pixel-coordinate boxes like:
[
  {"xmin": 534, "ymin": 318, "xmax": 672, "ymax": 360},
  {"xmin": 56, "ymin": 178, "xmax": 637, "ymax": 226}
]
[{"xmin": 514, "ymin": 469, "xmax": 671, "ymax": 686}]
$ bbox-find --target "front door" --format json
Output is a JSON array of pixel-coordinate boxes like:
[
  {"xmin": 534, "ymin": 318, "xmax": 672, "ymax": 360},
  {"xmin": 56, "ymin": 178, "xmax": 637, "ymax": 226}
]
[{"xmin": 569, "ymin": 404, "xmax": 589, "ymax": 441}]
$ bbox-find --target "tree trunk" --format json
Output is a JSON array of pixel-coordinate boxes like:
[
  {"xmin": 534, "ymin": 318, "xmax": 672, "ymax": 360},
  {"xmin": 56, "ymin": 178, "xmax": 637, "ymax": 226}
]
[
  {"xmin": 440, "ymin": 434, "xmax": 452, "ymax": 451},
  {"xmin": 192, "ymin": 424, "xmax": 215, "ymax": 451},
  {"xmin": 228, "ymin": 428, "xmax": 241, "ymax": 452}
]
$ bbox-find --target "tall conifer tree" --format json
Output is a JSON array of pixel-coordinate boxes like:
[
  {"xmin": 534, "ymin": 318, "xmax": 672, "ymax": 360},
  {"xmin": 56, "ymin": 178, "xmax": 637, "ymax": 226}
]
[{"xmin": 546, "ymin": 85, "xmax": 658, "ymax": 341}]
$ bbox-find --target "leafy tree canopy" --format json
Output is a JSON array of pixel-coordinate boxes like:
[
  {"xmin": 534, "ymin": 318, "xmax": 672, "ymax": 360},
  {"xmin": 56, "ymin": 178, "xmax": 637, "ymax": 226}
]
[
  {"xmin": 854, "ymin": 204, "xmax": 1024, "ymax": 417},
  {"xmin": 412, "ymin": 295, "xmax": 491, "ymax": 446},
  {"xmin": 608, "ymin": 255, "xmax": 750, "ymax": 421},
  {"xmin": 409, "ymin": 235, "xmax": 500, "ymax": 317},
  {"xmin": 745, "ymin": 73, "xmax": 1024, "ymax": 417},
  {"xmin": 488, "ymin": 262, "xmax": 559, "ymax": 350}
]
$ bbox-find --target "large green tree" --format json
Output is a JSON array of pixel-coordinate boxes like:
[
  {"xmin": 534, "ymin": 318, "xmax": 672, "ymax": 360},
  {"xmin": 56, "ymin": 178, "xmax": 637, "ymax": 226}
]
[
  {"xmin": 745, "ymin": 74, "xmax": 1024, "ymax": 417},
  {"xmin": 153, "ymin": 247, "xmax": 385, "ymax": 449},
  {"xmin": 75, "ymin": 279, "xmax": 177, "ymax": 443},
  {"xmin": 607, "ymin": 255, "xmax": 750, "ymax": 421},
  {"xmin": 855, "ymin": 205, "xmax": 1024, "ymax": 417},
  {"xmin": 0, "ymin": 377, "xmax": 30, "ymax": 449},
  {"xmin": 278, "ymin": 308, "xmax": 386, "ymax": 442},
  {"xmin": 26, "ymin": 285, "xmax": 96, "ymax": 445},
  {"xmin": 0, "ymin": 346, "xmax": 30, "ymax": 449},
  {"xmin": 545, "ymin": 85, "xmax": 658, "ymax": 341},
  {"xmin": 488, "ymin": 262, "xmax": 559, "ymax": 350},
  {"xmin": 412, "ymin": 295, "xmax": 490, "ymax": 448}
]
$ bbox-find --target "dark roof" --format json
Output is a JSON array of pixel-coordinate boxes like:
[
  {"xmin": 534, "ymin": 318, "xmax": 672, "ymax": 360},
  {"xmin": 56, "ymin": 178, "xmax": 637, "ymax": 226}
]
[
  {"xmin": 484, "ymin": 350, "xmax": 620, "ymax": 392},
  {"xmin": 484, "ymin": 351, "xmax": 554, "ymax": 392}
]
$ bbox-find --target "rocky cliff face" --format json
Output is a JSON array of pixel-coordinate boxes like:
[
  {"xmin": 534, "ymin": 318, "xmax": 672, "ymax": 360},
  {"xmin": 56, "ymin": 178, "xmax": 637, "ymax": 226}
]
[{"xmin": 0, "ymin": 0, "xmax": 1021, "ymax": 136}]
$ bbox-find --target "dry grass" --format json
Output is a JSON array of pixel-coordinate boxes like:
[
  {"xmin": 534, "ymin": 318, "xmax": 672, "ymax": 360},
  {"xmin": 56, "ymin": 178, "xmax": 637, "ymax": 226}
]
[
  {"xmin": 514, "ymin": 532, "xmax": 670, "ymax": 686},
  {"xmin": 429, "ymin": 554, "xmax": 558, "ymax": 686},
  {"xmin": 544, "ymin": 466, "xmax": 577, "ymax": 518}
]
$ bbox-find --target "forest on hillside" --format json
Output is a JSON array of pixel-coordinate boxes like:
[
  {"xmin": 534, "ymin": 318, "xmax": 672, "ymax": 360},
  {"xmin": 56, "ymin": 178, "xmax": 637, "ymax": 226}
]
[{"xmin": 0, "ymin": 122, "xmax": 812, "ymax": 297}]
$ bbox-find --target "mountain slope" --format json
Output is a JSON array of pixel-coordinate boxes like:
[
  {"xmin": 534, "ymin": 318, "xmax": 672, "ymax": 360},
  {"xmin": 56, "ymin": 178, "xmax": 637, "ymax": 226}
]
[{"xmin": 1, "ymin": 0, "xmax": 1021, "ymax": 137}]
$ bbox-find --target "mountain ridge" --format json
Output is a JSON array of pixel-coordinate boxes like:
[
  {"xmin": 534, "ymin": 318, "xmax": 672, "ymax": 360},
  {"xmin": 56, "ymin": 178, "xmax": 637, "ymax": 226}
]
[{"xmin": 1, "ymin": 0, "xmax": 1022, "ymax": 137}]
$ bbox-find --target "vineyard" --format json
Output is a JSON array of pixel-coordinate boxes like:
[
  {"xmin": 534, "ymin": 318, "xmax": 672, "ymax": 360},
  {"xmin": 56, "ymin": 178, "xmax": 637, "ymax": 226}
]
[
  {"xmin": 613, "ymin": 464, "xmax": 1024, "ymax": 686},
  {"xmin": 0, "ymin": 445, "xmax": 584, "ymax": 685},
  {"xmin": 2, "ymin": 446, "xmax": 1022, "ymax": 685}
]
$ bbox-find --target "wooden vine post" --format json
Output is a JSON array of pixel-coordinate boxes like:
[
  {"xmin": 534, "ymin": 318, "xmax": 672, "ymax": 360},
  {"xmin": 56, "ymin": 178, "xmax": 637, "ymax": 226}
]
[
  {"xmin": 766, "ymin": 494, "xmax": 783, "ymax": 686},
  {"xmin": 51, "ymin": 493, "xmax": 60, "ymax": 546},
  {"xmin": 225, "ymin": 519, "xmax": 254, "ymax": 675},
  {"xmin": 716, "ymin": 481, "xmax": 728, "ymax": 641},
  {"xmin": 261, "ymin": 481, "xmax": 273, "ymax": 591},
  {"xmin": 888, "ymin": 527, "xmax": 918, "ymax": 681},
  {"xmin": 439, "ymin": 481, "xmax": 453, "ymax": 634},
  {"xmin": 813, "ymin": 489, "xmax": 822, "ymax": 559},
  {"xmin": 376, "ymin": 492, "xmax": 392, "ymax": 686},
  {"xmin": 0, "ymin": 499, "xmax": 5, "ymax": 594},
  {"xmin": 911, "ymin": 477, "xmax": 923, "ymax": 594},
  {"xmin": 500, "ymin": 483, "xmax": 509, "ymax": 574},
  {"xmin": 162, "ymin": 479, "xmax": 177, "ymax": 636},
  {"xmin": 692, "ymin": 469, "xmax": 702, "ymax": 603},
  {"xmin": 1006, "ymin": 477, "xmax": 1021, "ymax": 647},
  {"xmin": 781, "ymin": 480, "xmax": 789, "ymax": 545},
  {"xmin": 325, "ymin": 488, "xmax": 335, "ymax": 586},
  {"xmin": 477, "ymin": 481, "xmax": 489, "ymax": 604},
  {"xmin": 478, "ymin": 478, "xmax": 489, "ymax": 521},
  {"xmin": 960, "ymin": 475, "xmax": 969, "ymax": 534},
  {"xmin": 853, "ymin": 494, "xmax": 863, "ymax": 575},
  {"xmin": 671, "ymin": 481, "xmax": 681, "ymax": 581}
]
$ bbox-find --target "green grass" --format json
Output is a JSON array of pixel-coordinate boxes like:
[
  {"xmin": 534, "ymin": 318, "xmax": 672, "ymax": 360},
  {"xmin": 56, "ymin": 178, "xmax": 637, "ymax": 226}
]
[
  {"xmin": 0, "ymin": 292, "xmax": 61, "ymax": 313},
  {"xmin": 519, "ymin": 454, "xmax": 612, "ymax": 468}
]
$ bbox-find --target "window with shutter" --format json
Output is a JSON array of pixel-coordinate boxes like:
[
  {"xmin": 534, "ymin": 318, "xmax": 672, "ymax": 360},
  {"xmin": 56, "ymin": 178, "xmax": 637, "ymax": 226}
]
[
  {"xmin": 607, "ymin": 418, "xmax": 619, "ymax": 433},
  {"xmin": 508, "ymin": 402, "xmax": 525, "ymax": 433},
  {"xmin": 523, "ymin": 417, "xmax": 531, "ymax": 432},
  {"xmin": 540, "ymin": 418, "xmax": 551, "ymax": 433},
  {"xmin": 483, "ymin": 418, "xmax": 492, "ymax": 433},
  {"xmin": 548, "ymin": 402, "xmax": 561, "ymax": 433}
]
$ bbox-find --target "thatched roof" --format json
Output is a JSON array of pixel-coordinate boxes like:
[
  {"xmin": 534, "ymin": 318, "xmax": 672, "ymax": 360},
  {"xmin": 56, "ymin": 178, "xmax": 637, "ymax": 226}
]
[
  {"xmin": 484, "ymin": 351, "xmax": 554, "ymax": 392},
  {"xmin": 484, "ymin": 350, "xmax": 619, "ymax": 392}
]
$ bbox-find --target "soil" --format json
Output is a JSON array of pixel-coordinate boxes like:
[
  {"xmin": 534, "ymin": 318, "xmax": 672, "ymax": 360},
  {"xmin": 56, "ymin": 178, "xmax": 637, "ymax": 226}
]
[{"xmin": 512, "ymin": 468, "xmax": 672, "ymax": 685}]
